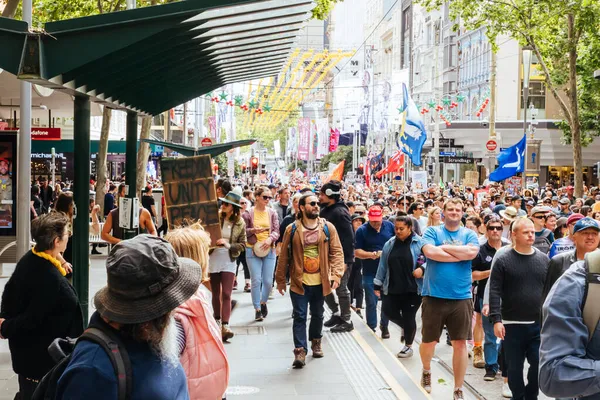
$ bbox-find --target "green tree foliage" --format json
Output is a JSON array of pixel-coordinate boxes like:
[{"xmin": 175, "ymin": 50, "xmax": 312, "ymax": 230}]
[
  {"xmin": 312, "ymin": 0, "xmax": 342, "ymax": 20},
  {"xmin": 419, "ymin": 0, "xmax": 600, "ymax": 196},
  {"xmin": 319, "ymin": 145, "xmax": 365, "ymax": 175}
]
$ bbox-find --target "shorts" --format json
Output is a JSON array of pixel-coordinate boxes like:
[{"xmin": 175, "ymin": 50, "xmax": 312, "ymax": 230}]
[
  {"xmin": 421, "ymin": 296, "xmax": 473, "ymax": 343},
  {"xmin": 473, "ymin": 296, "xmax": 482, "ymax": 313}
]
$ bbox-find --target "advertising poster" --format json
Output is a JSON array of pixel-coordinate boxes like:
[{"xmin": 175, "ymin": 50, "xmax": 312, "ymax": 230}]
[
  {"xmin": 316, "ymin": 118, "xmax": 329, "ymax": 160},
  {"xmin": 297, "ymin": 117, "xmax": 310, "ymax": 161}
]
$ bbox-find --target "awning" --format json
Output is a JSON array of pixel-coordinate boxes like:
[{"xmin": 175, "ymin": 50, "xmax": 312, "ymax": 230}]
[
  {"xmin": 0, "ymin": 0, "xmax": 314, "ymax": 116},
  {"xmin": 142, "ymin": 138, "xmax": 256, "ymax": 157}
]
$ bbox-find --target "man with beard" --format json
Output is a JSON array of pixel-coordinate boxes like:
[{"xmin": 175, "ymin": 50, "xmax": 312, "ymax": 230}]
[
  {"xmin": 56, "ymin": 235, "xmax": 200, "ymax": 399},
  {"xmin": 276, "ymin": 193, "xmax": 345, "ymax": 368},
  {"xmin": 319, "ymin": 181, "xmax": 355, "ymax": 333}
]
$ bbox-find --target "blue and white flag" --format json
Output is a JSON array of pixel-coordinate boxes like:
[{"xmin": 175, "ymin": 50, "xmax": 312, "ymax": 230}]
[
  {"xmin": 397, "ymin": 83, "xmax": 427, "ymax": 166},
  {"xmin": 489, "ymin": 135, "xmax": 526, "ymax": 182}
]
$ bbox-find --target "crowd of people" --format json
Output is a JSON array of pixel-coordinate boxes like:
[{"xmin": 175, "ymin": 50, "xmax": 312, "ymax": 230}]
[{"xmin": 6, "ymin": 174, "xmax": 600, "ymax": 400}]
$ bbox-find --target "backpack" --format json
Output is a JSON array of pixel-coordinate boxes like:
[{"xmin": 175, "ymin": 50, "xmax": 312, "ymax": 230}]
[
  {"xmin": 533, "ymin": 229, "xmax": 552, "ymax": 254},
  {"xmin": 583, "ymin": 250, "xmax": 600, "ymax": 340},
  {"xmin": 288, "ymin": 221, "xmax": 330, "ymax": 260},
  {"xmin": 32, "ymin": 326, "xmax": 132, "ymax": 400}
]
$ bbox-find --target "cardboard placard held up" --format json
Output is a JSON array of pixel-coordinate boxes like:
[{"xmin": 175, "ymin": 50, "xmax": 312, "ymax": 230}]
[{"xmin": 160, "ymin": 155, "xmax": 221, "ymax": 247}]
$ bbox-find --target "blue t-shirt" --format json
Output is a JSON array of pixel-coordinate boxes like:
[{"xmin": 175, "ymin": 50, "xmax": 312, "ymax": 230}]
[
  {"xmin": 548, "ymin": 236, "xmax": 575, "ymax": 259},
  {"xmin": 355, "ymin": 220, "xmax": 395, "ymax": 277},
  {"xmin": 421, "ymin": 225, "xmax": 479, "ymax": 300}
]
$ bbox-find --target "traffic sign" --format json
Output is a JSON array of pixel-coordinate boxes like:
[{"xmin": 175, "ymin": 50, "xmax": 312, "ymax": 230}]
[
  {"xmin": 486, "ymin": 140, "xmax": 497, "ymax": 151},
  {"xmin": 440, "ymin": 151, "xmax": 456, "ymax": 157},
  {"xmin": 201, "ymin": 137, "xmax": 214, "ymax": 147}
]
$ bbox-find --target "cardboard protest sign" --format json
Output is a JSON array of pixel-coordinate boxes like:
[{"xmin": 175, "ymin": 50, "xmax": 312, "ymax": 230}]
[{"xmin": 160, "ymin": 155, "xmax": 221, "ymax": 247}]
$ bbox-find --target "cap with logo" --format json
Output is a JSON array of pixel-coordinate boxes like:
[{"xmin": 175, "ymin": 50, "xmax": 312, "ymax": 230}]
[
  {"xmin": 573, "ymin": 218, "xmax": 600, "ymax": 234},
  {"xmin": 367, "ymin": 206, "xmax": 383, "ymax": 222}
]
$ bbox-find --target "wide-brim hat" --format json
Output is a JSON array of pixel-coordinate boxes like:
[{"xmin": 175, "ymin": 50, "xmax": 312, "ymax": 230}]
[
  {"xmin": 499, "ymin": 206, "xmax": 519, "ymax": 221},
  {"xmin": 94, "ymin": 235, "xmax": 201, "ymax": 324},
  {"xmin": 219, "ymin": 186, "xmax": 243, "ymax": 208}
]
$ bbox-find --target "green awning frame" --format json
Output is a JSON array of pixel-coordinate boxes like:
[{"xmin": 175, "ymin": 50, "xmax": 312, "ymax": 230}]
[
  {"xmin": 141, "ymin": 138, "xmax": 256, "ymax": 157},
  {"xmin": 0, "ymin": 0, "xmax": 314, "ymax": 116}
]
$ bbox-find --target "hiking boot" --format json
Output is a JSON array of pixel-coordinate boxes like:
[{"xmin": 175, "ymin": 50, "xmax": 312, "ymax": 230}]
[
  {"xmin": 255, "ymin": 309, "xmax": 263, "ymax": 321},
  {"xmin": 260, "ymin": 303, "xmax": 268, "ymax": 318},
  {"xmin": 396, "ymin": 345, "xmax": 413, "ymax": 358},
  {"xmin": 311, "ymin": 339, "xmax": 324, "ymax": 358},
  {"xmin": 453, "ymin": 388, "xmax": 464, "ymax": 400},
  {"xmin": 330, "ymin": 320, "xmax": 354, "ymax": 333},
  {"xmin": 244, "ymin": 283, "xmax": 251, "ymax": 292},
  {"xmin": 222, "ymin": 323, "xmax": 234, "ymax": 342},
  {"xmin": 324, "ymin": 314, "xmax": 343, "ymax": 328},
  {"xmin": 473, "ymin": 345, "xmax": 485, "ymax": 368},
  {"xmin": 483, "ymin": 367, "xmax": 496, "ymax": 381},
  {"xmin": 380, "ymin": 325, "xmax": 390, "ymax": 339},
  {"xmin": 420, "ymin": 370, "xmax": 432, "ymax": 393},
  {"xmin": 292, "ymin": 348, "xmax": 306, "ymax": 368}
]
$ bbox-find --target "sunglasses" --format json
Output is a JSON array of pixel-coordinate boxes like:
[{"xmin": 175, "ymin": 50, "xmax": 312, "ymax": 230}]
[
  {"xmin": 487, "ymin": 226, "xmax": 503, "ymax": 231},
  {"xmin": 262, "ymin": 195, "xmax": 273, "ymax": 200},
  {"xmin": 306, "ymin": 201, "xmax": 319, "ymax": 207},
  {"xmin": 240, "ymin": 202, "xmax": 248, "ymax": 205},
  {"xmin": 533, "ymin": 215, "xmax": 546, "ymax": 219},
  {"xmin": 356, "ymin": 211, "xmax": 365, "ymax": 215},
  {"xmin": 417, "ymin": 207, "xmax": 424, "ymax": 210}
]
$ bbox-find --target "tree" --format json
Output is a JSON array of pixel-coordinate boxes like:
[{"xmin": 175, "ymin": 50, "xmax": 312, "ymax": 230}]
[
  {"xmin": 312, "ymin": 0, "xmax": 343, "ymax": 20},
  {"xmin": 319, "ymin": 145, "xmax": 365, "ymax": 175},
  {"xmin": 420, "ymin": 0, "xmax": 600, "ymax": 197}
]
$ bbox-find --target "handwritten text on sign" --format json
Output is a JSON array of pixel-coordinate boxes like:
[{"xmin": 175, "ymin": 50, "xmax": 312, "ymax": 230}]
[{"xmin": 160, "ymin": 155, "xmax": 221, "ymax": 246}]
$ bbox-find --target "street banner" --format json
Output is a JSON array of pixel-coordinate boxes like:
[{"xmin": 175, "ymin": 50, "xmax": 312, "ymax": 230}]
[
  {"xmin": 329, "ymin": 128, "xmax": 340, "ymax": 152},
  {"xmin": 274, "ymin": 140, "xmax": 281, "ymax": 159},
  {"xmin": 316, "ymin": 118, "xmax": 329, "ymax": 159},
  {"xmin": 298, "ymin": 117, "xmax": 310, "ymax": 161},
  {"xmin": 287, "ymin": 127, "xmax": 298, "ymax": 155},
  {"xmin": 160, "ymin": 155, "xmax": 221, "ymax": 247},
  {"xmin": 410, "ymin": 170, "xmax": 428, "ymax": 193},
  {"xmin": 474, "ymin": 189, "xmax": 489, "ymax": 206},
  {"xmin": 208, "ymin": 116, "xmax": 217, "ymax": 141}
]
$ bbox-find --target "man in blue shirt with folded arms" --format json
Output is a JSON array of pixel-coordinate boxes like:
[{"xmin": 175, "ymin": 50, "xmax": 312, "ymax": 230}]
[{"xmin": 419, "ymin": 198, "xmax": 479, "ymax": 400}]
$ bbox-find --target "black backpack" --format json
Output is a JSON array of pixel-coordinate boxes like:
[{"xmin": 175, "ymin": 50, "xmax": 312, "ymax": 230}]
[{"xmin": 32, "ymin": 326, "xmax": 132, "ymax": 400}]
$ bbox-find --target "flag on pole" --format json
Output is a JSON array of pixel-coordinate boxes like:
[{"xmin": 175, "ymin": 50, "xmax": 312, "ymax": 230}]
[
  {"xmin": 375, "ymin": 151, "xmax": 405, "ymax": 178},
  {"xmin": 397, "ymin": 83, "xmax": 427, "ymax": 166},
  {"xmin": 489, "ymin": 135, "xmax": 526, "ymax": 182},
  {"xmin": 326, "ymin": 160, "xmax": 345, "ymax": 183},
  {"xmin": 365, "ymin": 156, "xmax": 371, "ymax": 188}
]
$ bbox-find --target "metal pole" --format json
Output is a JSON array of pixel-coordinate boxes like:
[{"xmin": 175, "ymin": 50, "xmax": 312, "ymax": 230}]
[
  {"xmin": 124, "ymin": 112, "xmax": 138, "ymax": 239},
  {"xmin": 73, "ymin": 96, "xmax": 91, "ymax": 322},
  {"xmin": 522, "ymin": 88, "xmax": 529, "ymax": 190},
  {"xmin": 51, "ymin": 147, "xmax": 56, "ymax": 186},
  {"xmin": 433, "ymin": 26, "xmax": 441, "ymax": 184},
  {"xmin": 16, "ymin": 0, "xmax": 33, "ymax": 259},
  {"xmin": 193, "ymin": 98, "xmax": 199, "ymax": 148}
]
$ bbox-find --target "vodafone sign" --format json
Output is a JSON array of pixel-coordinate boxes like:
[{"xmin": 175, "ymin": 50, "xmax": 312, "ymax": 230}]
[
  {"xmin": 486, "ymin": 140, "xmax": 497, "ymax": 151},
  {"xmin": 32, "ymin": 127, "xmax": 61, "ymax": 141}
]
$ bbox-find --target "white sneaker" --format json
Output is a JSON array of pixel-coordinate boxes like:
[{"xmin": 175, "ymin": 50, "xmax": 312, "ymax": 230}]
[
  {"xmin": 269, "ymin": 287, "xmax": 275, "ymax": 300},
  {"xmin": 502, "ymin": 382, "xmax": 512, "ymax": 398}
]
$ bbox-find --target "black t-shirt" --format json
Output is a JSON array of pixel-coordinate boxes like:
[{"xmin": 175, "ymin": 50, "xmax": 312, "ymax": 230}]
[
  {"xmin": 388, "ymin": 234, "xmax": 417, "ymax": 294},
  {"xmin": 472, "ymin": 241, "xmax": 505, "ymax": 300},
  {"xmin": 141, "ymin": 195, "xmax": 155, "ymax": 217}
]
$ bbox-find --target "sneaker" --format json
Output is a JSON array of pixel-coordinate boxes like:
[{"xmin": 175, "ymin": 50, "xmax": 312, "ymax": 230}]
[
  {"xmin": 255, "ymin": 309, "xmax": 263, "ymax": 321},
  {"xmin": 473, "ymin": 345, "xmax": 485, "ymax": 368},
  {"xmin": 311, "ymin": 338, "xmax": 324, "ymax": 358},
  {"xmin": 260, "ymin": 303, "xmax": 268, "ymax": 318},
  {"xmin": 233, "ymin": 280, "xmax": 238, "ymax": 290},
  {"xmin": 91, "ymin": 249, "xmax": 102, "ymax": 255},
  {"xmin": 244, "ymin": 283, "xmax": 251, "ymax": 292},
  {"xmin": 420, "ymin": 370, "xmax": 432, "ymax": 393},
  {"xmin": 222, "ymin": 323, "xmax": 234, "ymax": 342},
  {"xmin": 453, "ymin": 388, "xmax": 464, "ymax": 400},
  {"xmin": 502, "ymin": 382, "xmax": 512, "ymax": 398},
  {"xmin": 396, "ymin": 345, "xmax": 413, "ymax": 358},
  {"xmin": 330, "ymin": 321, "xmax": 354, "ymax": 333},
  {"xmin": 380, "ymin": 325, "xmax": 390, "ymax": 339},
  {"xmin": 483, "ymin": 368, "xmax": 496, "ymax": 381},
  {"xmin": 324, "ymin": 314, "xmax": 344, "ymax": 328},
  {"xmin": 292, "ymin": 348, "xmax": 306, "ymax": 368},
  {"xmin": 269, "ymin": 287, "xmax": 275, "ymax": 299}
]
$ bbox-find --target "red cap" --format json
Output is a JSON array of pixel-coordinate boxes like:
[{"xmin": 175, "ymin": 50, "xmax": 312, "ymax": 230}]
[
  {"xmin": 567, "ymin": 213, "xmax": 584, "ymax": 226},
  {"xmin": 368, "ymin": 206, "xmax": 383, "ymax": 222}
]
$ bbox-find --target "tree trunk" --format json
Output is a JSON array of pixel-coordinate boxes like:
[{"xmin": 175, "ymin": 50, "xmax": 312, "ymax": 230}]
[
  {"xmin": 1, "ymin": 0, "xmax": 19, "ymax": 18},
  {"xmin": 95, "ymin": 107, "xmax": 112, "ymax": 214},
  {"xmin": 567, "ymin": 13, "xmax": 583, "ymax": 197},
  {"xmin": 136, "ymin": 116, "xmax": 152, "ymax": 194}
]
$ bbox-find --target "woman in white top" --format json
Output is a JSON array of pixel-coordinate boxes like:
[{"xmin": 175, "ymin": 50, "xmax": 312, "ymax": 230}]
[{"xmin": 209, "ymin": 189, "xmax": 246, "ymax": 341}]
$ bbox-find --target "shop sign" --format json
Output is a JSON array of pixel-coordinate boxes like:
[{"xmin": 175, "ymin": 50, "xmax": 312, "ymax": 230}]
[
  {"xmin": 160, "ymin": 155, "xmax": 221, "ymax": 247},
  {"xmin": 31, "ymin": 128, "xmax": 61, "ymax": 140},
  {"xmin": 446, "ymin": 156, "xmax": 474, "ymax": 164}
]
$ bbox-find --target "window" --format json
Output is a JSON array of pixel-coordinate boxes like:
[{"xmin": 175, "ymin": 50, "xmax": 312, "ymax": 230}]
[
  {"xmin": 401, "ymin": 6, "xmax": 411, "ymax": 69},
  {"xmin": 521, "ymin": 81, "xmax": 546, "ymax": 110}
]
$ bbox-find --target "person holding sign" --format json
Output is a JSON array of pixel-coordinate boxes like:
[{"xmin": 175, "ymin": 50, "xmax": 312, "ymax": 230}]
[
  {"xmin": 209, "ymin": 188, "xmax": 247, "ymax": 341},
  {"xmin": 242, "ymin": 186, "xmax": 280, "ymax": 322}
]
